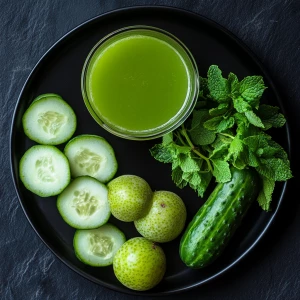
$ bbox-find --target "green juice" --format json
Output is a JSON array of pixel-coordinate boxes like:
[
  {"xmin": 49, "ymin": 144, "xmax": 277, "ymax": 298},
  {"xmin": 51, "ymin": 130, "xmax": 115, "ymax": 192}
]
[{"xmin": 84, "ymin": 28, "xmax": 197, "ymax": 136}]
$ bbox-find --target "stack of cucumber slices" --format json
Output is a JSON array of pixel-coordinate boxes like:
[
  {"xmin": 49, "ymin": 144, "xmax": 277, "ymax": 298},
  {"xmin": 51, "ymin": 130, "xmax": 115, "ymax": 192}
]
[{"xmin": 19, "ymin": 93, "xmax": 125, "ymax": 267}]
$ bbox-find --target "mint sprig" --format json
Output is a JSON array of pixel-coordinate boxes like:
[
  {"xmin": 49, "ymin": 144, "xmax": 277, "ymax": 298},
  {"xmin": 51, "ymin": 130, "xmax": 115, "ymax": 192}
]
[{"xmin": 150, "ymin": 65, "xmax": 293, "ymax": 211}]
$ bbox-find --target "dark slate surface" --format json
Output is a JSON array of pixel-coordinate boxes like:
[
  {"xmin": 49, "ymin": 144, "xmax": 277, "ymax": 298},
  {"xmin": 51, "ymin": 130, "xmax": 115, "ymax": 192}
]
[{"xmin": 1, "ymin": 0, "xmax": 299, "ymax": 299}]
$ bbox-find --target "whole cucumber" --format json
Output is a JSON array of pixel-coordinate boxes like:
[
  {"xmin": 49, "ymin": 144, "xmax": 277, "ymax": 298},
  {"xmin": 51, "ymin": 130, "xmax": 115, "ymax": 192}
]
[{"xmin": 179, "ymin": 167, "xmax": 260, "ymax": 268}]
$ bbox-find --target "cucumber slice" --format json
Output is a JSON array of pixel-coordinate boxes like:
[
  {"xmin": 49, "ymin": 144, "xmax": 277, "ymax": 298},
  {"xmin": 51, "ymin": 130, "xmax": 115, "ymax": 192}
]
[
  {"xmin": 19, "ymin": 145, "xmax": 71, "ymax": 197},
  {"xmin": 57, "ymin": 176, "xmax": 111, "ymax": 229},
  {"xmin": 22, "ymin": 94, "xmax": 77, "ymax": 145},
  {"xmin": 64, "ymin": 134, "xmax": 118, "ymax": 183},
  {"xmin": 74, "ymin": 223, "xmax": 126, "ymax": 267}
]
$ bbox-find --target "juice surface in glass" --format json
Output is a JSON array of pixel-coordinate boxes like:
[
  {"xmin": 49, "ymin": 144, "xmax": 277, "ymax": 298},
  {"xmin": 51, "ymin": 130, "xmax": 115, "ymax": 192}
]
[{"xmin": 85, "ymin": 29, "xmax": 192, "ymax": 134}]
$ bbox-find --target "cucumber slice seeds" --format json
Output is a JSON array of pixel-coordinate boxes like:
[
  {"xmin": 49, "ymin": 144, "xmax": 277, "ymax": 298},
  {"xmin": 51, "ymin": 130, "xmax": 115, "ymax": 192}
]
[
  {"xmin": 74, "ymin": 223, "xmax": 126, "ymax": 267},
  {"xmin": 57, "ymin": 176, "xmax": 110, "ymax": 229},
  {"xmin": 64, "ymin": 134, "xmax": 118, "ymax": 183},
  {"xmin": 19, "ymin": 145, "xmax": 71, "ymax": 197},
  {"xmin": 22, "ymin": 94, "xmax": 77, "ymax": 145}
]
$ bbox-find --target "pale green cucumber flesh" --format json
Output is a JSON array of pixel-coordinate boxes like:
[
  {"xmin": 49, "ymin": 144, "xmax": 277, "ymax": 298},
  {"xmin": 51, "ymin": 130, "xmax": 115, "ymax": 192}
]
[
  {"xmin": 22, "ymin": 95, "xmax": 77, "ymax": 145},
  {"xmin": 19, "ymin": 145, "xmax": 71, "ymax": 197},
  {"xmin": 64, "ymin": 134, "xmax": 118, "ymax": 183},
  {"xmin": 73, "ymin": 224, "xmax": 126, "ymax": 267},
  {"xmin": 57, "ymin": 176, "xmax": 111, "ymax": 229}
]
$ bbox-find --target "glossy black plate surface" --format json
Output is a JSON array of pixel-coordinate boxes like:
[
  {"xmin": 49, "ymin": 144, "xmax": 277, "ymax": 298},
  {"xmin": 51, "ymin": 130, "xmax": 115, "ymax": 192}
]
[{"xmin": 10, "ymin": 6, "xmax": 290, "ymax": 296}]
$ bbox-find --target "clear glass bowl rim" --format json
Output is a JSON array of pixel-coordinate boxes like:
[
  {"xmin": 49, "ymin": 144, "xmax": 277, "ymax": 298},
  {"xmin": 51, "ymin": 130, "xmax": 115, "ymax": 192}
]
[{"xmin": 81, "ymin": 25, "xmax": 200, "ymax": 140}]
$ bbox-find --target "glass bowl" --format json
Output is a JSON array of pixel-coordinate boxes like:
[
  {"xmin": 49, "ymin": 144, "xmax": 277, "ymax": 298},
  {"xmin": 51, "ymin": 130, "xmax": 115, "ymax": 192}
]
[{"xmin": 81, "ymin": 25, "xmax": 199, "ymax": 140}]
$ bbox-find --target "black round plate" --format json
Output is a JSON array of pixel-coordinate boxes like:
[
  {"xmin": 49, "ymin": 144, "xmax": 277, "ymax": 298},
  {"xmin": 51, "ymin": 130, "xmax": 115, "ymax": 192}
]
[{"xmin": 10, "ymin": 6, "xmax": 290, "ymax": 296}]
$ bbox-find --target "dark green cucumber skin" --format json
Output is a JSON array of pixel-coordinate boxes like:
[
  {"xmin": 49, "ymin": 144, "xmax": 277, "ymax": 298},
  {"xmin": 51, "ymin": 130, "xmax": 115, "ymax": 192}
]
[{"xmin": 179, "ymin": 167, "xmax": 260, "ymax": 269}]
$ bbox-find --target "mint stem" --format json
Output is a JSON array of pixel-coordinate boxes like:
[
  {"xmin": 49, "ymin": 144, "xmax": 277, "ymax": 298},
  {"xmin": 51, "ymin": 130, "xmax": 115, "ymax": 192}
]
[
  {"xmin": 176, "ymin": 132, "xmax": 189, "ymax": 147},
  {"xmin": 180, "ymin": 125, "xmax": 214, "ymax": 173},
  {"xmin": 219, "ymin": 132, "xmax": 235, "ymax": 139}
]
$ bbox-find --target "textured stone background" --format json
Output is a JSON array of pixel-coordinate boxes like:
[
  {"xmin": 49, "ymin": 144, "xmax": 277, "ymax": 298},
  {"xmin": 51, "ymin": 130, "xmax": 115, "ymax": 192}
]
[{"xmin": 1, "ymin": 0, "xmax": 299, "ymax": 299}]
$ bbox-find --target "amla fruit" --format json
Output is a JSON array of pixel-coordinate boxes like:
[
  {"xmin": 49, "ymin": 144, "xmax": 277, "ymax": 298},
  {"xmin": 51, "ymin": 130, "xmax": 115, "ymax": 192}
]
[
  {"xmin": 113, "ymin": 237, "xmax": 166, "ymax": 291},
  {"xmin": 107, "ymin": 175, "xmax": 152, "ymax": 222},
  {"xmin": 134, "ymin": 191, "xmax": 187, "ymax": 243}
]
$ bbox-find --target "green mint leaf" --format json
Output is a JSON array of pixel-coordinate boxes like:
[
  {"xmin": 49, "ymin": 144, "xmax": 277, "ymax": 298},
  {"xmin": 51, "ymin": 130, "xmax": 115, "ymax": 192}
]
[
  {"xmin": 199, "ymin": 76, "xmax": 209, "ymax": 98},
  {"xmin": 248, "ymin": 150, "xmax": 260, "ymax": 167},
  {"xmin": 196, "ymin": 171, "xmax": 213, "ymax": 197},
  {"xmin": 228, "ymin": 136, "xmax": 243, "ymax": 160},
  {"xmin": 207, "ymin": 65, "xmax": 230, "ymax": 102},
  {"xmin": 233, "ymin": 96, "xmax": 252, "ymax": 113},
  {"xmin": 219, "ymin": 103, "xmax": 230, "ymax": 109},
  {"xmin": 257, "ymin": 175, "xmax": 275, "ymax": 211},
  {"xmin": 209, "ymin": 142, "xmax": 230, "ymax": 160},
  {"xmin": 150, "ymin": 135, "xmax": 191, "ymax": 166},
  {"xmin": 209, "ymin": 103, "xmax": 229, "ymax": 117},
  {"xmin": 228, "ymin": 72, "xmax": 239, "ymax": 95},
  {"xmin": 171, "ymin": 157, "xmax": 180, "ymax": 170},
  {"xmin": 203, "ymin": 116, "xmax": 223, "ymax": 131},
  {"xmin": 182, "ymin": 171, "xmax": 193, "ymax": 182},
  {"xmin": 216, "ymin": 116, "xmax": 235, "ymax": 132},
  {"xmin": 266, "ymin": 140, "xmax": 289, "ymax": 160},
  {"xmin": 188, "ymin": 171, "xmax": 212, "ymax": 197},
  {"xmin": 232, "ymin": 155, "xmax": 248, "ymax": 169},
  {"xmin": 150, "ymin": 144, "xmax": 173, "ymax": 163},
  {"xmin": 172, "ymin": 167, "xmax": 187, "ymax": 189},
  {"xmin": 243, "ymin": 134, "xmax": 271, "ymax": 153},
  {"xmin": 170, "ymin": 144, "xmax": 191, "ymax": 159},
  {"xmin": 242, "ymin": 134, "xmax": 272, "ymax": 167},
  {"xmin": 227, "ymin": 136, "xmax": 249, "ymax": 169},
  {"xmin": 256, "ymin": 140, "xmax": 289, "ymax": 160},
  {"xmin": 164, "ymin": 144, "xmax": 192, "ymax": 170},
  {"xmin": 179, "ymin": 154, "xmax": 200, "ymax": 173},
  {"xmin": 211, "ymin": 134, "xmax": 233, "ymax": 149},
  {"xmin": 257, "ymin": 104, "xmax": 286, "ymax": 129},
  {"xmin": 211, "ymin": 159, "xmax": 231, "ymax": 182},
  {"xmin": 162, "ymin": 132, "xmax": 173, "ymax": 146},
  {"xmin": 239, "ymin": 76, "xmax": 266, "ymax": 107},
  {"xmin": 189, "ymin": 109, "xmax": 216, "ymax": 145},
  {"xmin": 234, "ymin": 112, "xmax": 249, "ymax": 128},
  {"xmin": 256, "ymin": 158, "xmax": 293, "ymax": 181},
  {"xmin": 245, "ymin": 111, "xmax": 265, "ymax": 128}
]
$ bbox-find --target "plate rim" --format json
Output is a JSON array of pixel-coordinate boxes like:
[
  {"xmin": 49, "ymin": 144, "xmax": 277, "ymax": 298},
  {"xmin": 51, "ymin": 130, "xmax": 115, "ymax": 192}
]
[{"xmin": 9, "ymin": 4, "xmax": 291, "ymax": 296}]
